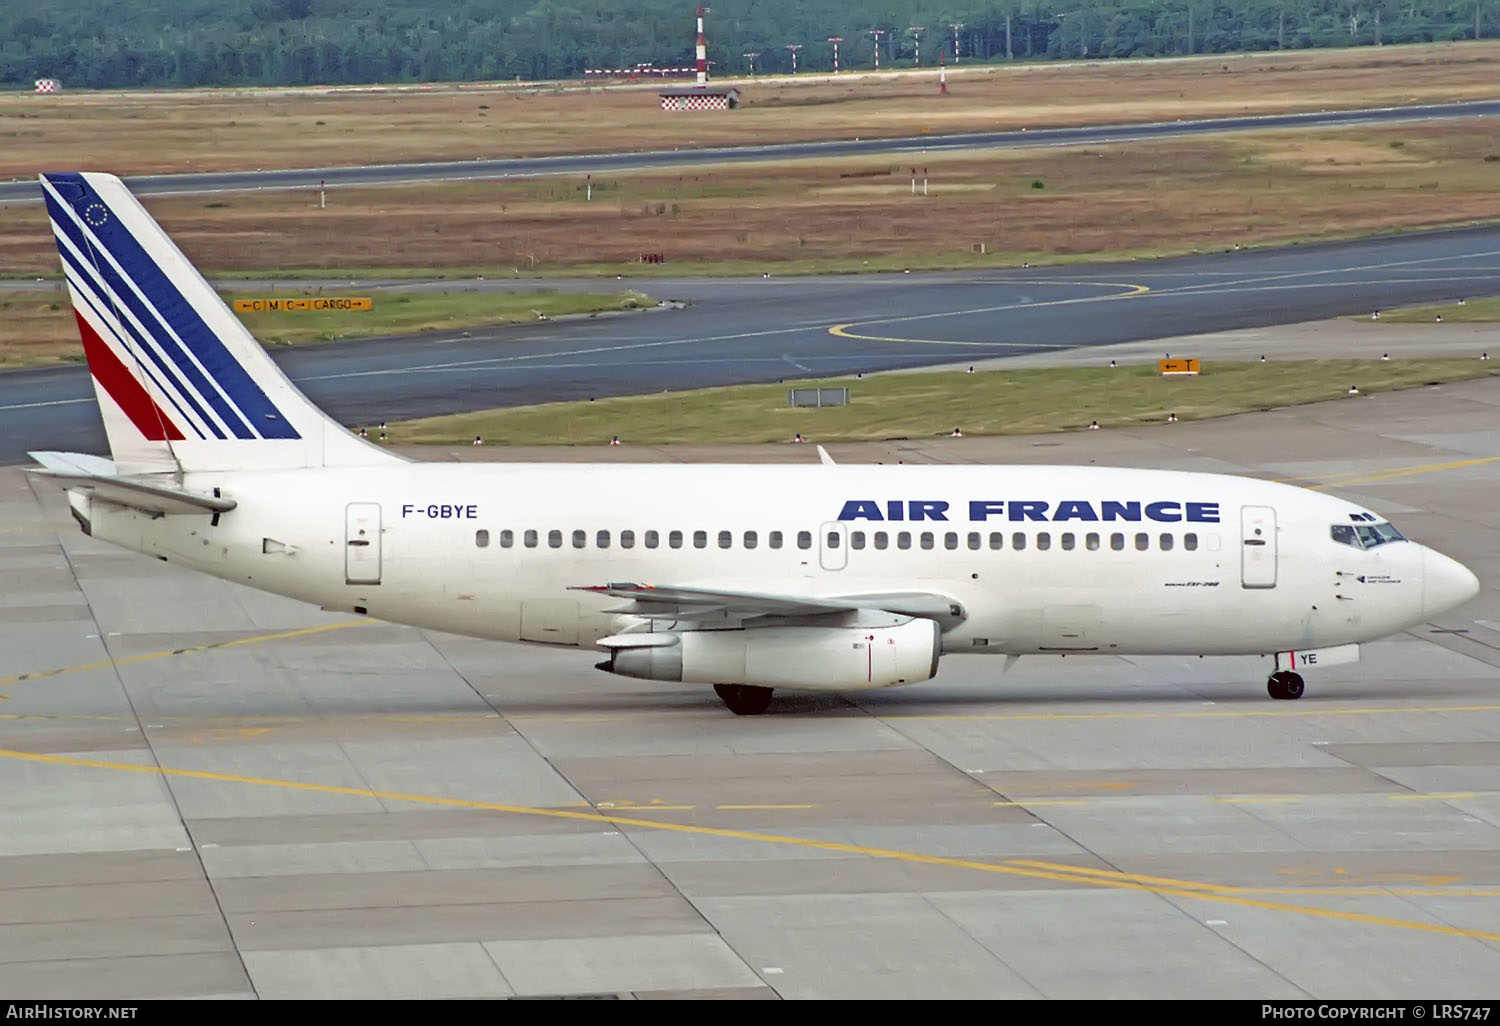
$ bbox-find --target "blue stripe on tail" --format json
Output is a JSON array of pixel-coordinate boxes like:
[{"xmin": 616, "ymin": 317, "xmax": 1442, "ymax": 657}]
[
  {"xmin": 49, "ymin": 215, "xmax": 224, "ymax": 439},
  {"xmin": 43, "ymin": 173, "xmax": 301, "ymax": 440}
]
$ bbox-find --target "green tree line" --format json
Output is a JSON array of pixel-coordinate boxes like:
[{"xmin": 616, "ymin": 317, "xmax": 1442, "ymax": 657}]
[{"xmin": 1, "ymin": 0, "xmax": 1491, "ymax": 89}]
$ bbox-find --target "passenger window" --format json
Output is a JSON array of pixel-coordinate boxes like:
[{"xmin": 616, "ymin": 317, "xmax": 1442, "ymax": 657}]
[
  {"xmin": 1086, "ymin": 532, "xmax": 1100, "ymax": 551},
  {"xmin": 500, "ymin": 529, "xmax": 513, "ymax": 548},
  {"xmin": 718, "ymin": 530, "xmax": 732, "ymax": 549},
  {"xmin": 897, "ymin": 531, "xmax": 912, "ymax": 550},
  {"xmin": 1012, "ymin": 532, "xmax": 1026, "ymax": 551},
  {"xmin": 874, "ymin": 531, "xmax": 889, "ymax": 550},
  {"xmin": 920, "ymin": 532, "xmax": 934, "ymax": 550},
  {"xmin": 797, "ymin": 530, "xmax": 813, "ymax": 550},
  {"xmin": 645, "ymin": 529, "xmax": 659, "ymax": 549},
  {"xmin": 596, "ymin": 530, "xmax": 610, "ymax": 549},
  {"xmin": 524, "ymin": 529, "xmax": 538, "ymax": 548},
  {"xmin": 968, "ymin": 532, "xmax": 982, "ymax": 551},
  {"xmin": 1184, "ymin": 533, "xmax": 1198, "ymax": 551},
  {"xmin": 669, "ymin": 530, "xmax": 683, "ymax": 549},
  {"xmin": 989, "ymin": 532, "xmax": 1004, "ymax": 550},
  {"xmin": 1061, "ymin": 533, "xmax": 1075, "ymax": 551},
  {"xmin": 944, "ymin": 532, "xmax": 958, "ymax": 550},
  {"xmin": 770, "ymin": 531, "xmax": 783, "ymax": 549},
  {"xmin": 694, "ymin": 530, "xmax": 708, "ymax": 549},
  {"xmin": 573, "ymin": 529, "xmax": 586, "ymax": 549},
  {"xmin": 548, "ymin": 530, "xmax": 562, "ymax": 548},
  {"xmin": 827, "ymin": 530, "xmax": 841, "ymax": 549},
  {"xmin": 851, "ymin": 531, "xmax": 866, "ymax": 550},
  {"xmin": 744, "ymin": 530, "xmax": 757, "ymax": 549},
  {"xmin": 475, "ymin": 529, "xmax": 489, "ymax": 548},
  {"xmin": 1135, "ymin": 533, "xmax": 1149, "ymax": 551},
  {"xmin": 620, "ymin": 530, "xmax": 635, "ymax": 549},
  {"xmin": 1110, "ymin": 533, "xmax": 1125, "ymax": 551},
  {"xmin": 1160, "ymin": 533, "xmax": 1174, "ymax": 551},
  {"xmin": 1037, "ymin": 532, "xmax": 1051, "ymax": 551}
]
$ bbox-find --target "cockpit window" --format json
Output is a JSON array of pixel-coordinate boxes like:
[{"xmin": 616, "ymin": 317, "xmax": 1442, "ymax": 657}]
[
  {"xmin": 1358, "ymin": 522, "xmax": 1405, "ymax": 546},
  {"xmin": 1332, "ymin": 521, "xmax": 1406, "ymax": 549}
]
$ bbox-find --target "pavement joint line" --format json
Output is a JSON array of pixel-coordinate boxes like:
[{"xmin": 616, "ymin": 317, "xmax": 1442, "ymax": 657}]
[
  {"xmin": 1005, "ymin": 859, "xmax": 1484, "ymax": 900},
  {"xmin": 884, "ymin": 703, "xmax": 1500, "ymax": 721},
  {"xmin": 1, "ymin": 745, "xmax": 1498, "ymax": 944},
  {"xmin": 0, "ymin": 620, "xmax": 373, "ymax": 688}
]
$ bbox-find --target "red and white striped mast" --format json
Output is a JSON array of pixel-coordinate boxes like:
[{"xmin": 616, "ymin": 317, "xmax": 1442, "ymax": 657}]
[{"xmin": 695, "ymin": 5, "xmax": 709, "ymax": 85}]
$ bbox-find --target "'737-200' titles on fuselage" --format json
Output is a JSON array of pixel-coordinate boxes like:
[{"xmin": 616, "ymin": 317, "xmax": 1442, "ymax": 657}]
[{"xmin": 836, "ymin": 500, "xmax": 1223, "ymax": 523}]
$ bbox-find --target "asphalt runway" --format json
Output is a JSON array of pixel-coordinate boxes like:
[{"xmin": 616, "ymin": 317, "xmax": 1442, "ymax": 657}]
[
  {"xmin": 5, "ymin": 223, "xmax": 1500, "ymax": 463},
  {"xmin": 3, "ymin": 355, "xmax": 1499, "ymax": 999},
  {"xmin": 3, "ymin": 100, "xmax": 1498, "ymax": 202}
]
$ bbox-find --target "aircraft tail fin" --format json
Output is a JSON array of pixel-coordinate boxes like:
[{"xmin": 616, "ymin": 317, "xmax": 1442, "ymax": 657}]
[{"xmin": 38, "ymin": 172, "xmax": 400, "ymax": 475}]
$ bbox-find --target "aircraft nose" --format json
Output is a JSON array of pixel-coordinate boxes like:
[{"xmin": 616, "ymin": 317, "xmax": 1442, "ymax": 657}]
[{"xmin": 1422, "ymin": 547, "xmax": 1481, "ymax": 617}]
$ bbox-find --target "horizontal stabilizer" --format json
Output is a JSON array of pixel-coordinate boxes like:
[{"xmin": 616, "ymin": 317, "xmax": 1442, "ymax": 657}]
[{"xmin": 28, "ymin": 451, "xmax": 235, "ymax": 516}]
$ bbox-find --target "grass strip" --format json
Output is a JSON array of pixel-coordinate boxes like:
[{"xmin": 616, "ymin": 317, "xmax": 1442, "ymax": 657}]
[{"xmin": 388, "ymin": 359, "xmax": 1500, "ymax": 446}]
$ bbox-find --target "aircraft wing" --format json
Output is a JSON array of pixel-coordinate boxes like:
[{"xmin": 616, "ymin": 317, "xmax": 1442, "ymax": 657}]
[
  {"xmin": 569, "ymin": 581, "xmax": 965, "ymax": 626},
  {"xmin": 28, "ymin": 451, "xmax": 236, "ymax": 516}
]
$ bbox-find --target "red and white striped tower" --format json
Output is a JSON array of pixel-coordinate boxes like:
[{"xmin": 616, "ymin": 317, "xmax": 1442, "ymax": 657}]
[
  {"xmin": 827, "ymin": 36, "xmax": 843, "ymax": 72},
  {"xmin": 695, "ymin": 5, "xmax": 708, "ymax": 86},
  {"xmin": 939, "ymin": 48, "xmax": 948, "ymax": 94},
  {"xmin": 869, "ymin": 29, "xmax": 885, "ymax": 70}
]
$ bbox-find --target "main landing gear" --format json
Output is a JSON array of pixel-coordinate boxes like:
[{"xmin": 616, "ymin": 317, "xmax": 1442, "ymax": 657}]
[
  {"xmin": 715, "ymin": 683, "xmax": 774, "ymax": 715},
  {"xmin": 1266, "ymin": 671, "xmax": 1305, "ymax": 701}
]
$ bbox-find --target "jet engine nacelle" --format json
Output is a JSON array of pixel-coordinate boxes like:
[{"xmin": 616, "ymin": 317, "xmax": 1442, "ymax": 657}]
[{"xmin": 596, "ymin": 618, "xmax": 942, "ymax": 692}]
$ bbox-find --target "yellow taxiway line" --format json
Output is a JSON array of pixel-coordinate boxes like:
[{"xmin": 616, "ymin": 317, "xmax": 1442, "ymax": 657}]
[{"xmin": 1, "ymin": 745, "xmax": 1497, "ymax": 946}]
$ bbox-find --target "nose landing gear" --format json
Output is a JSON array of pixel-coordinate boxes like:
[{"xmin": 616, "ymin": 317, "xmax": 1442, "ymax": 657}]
[{"xmin": 1267, "ymin": 671, "xmax": 1305, "ymax": 700}]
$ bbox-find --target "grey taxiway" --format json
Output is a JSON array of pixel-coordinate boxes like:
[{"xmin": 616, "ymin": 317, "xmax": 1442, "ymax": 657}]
[
  {"xmin": 5, "ymin": 222, "xmax": 1500, "ymax": 464},
  {"xmin": 2, "ymin": 317, "xmax": 1500, "ymax": 998}
]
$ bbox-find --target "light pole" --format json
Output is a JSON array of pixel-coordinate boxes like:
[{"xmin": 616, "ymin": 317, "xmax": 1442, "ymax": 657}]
[
  {"xmin": 742, "ymin": 51, "xmax": 759, "ymax": 76},
  {"xmin": 827, "ymin": 36, "xmax": 843, "ymax": 72},
  {"xmin": 868, "ymin": 29, "xmax": 885, "ymax": 70},
  {"xmin": 1056, "ymin": 11, "xmax": 1086, "ymax": 58},
  {"xmin": 909, "ymin": 26, "xmax": 923, "ymax": 67},
  {"xmin": 950, "ymin": 22, "xmax": 964, "ymax": 63},
  {"xmin": 785, "ymin": 43, "xmax": 802, "ymax": 74}
]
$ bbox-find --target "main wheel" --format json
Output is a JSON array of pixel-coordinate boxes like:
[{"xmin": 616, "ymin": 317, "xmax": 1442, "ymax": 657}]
[
  {"xmin": 1266, "ymin": 671, "xmax": 1305, "ymax": 701},
  {"xmin": 714, "ymin": 683, "xmax": 774, "ymax": 715}
]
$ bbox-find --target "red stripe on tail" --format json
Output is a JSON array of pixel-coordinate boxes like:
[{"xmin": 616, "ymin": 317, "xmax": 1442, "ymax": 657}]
[{"xmin": 74, "ymin": 311, "xmax": 185, "ymax": 441}]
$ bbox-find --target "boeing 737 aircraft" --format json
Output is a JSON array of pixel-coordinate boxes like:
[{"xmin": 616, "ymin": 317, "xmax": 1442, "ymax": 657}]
[{"xmin": 27, "ymin": 172, "xmax": 1482, "ymax": 714}]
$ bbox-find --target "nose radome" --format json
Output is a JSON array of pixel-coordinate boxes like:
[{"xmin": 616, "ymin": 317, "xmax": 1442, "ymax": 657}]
[{"xmin": 1423, "ymin": 547, "xmax": 1481, "ymax": 617}]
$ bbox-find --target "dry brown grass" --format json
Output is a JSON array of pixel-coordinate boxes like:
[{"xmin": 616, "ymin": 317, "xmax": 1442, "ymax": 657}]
[
  {"xmin": 2, "ymin": 42, "xmax": 1498, "ymax": 178},
  {"xmin": 3, "ymin": 119, "xmax": 1497, "ymax": 277},
  {"xmin": 0, "ymin": 291, "xmax": 78, "ymax": 366}
]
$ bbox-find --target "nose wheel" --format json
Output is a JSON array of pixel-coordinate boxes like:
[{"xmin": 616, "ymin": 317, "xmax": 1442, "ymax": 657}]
[
  {"xmin": 1267, "ymin": 671, "xmax": 1305, "ymax": 700},
  {"xmin": 714, "ymin": 684, "xmax": 774, "ymax": 715}
]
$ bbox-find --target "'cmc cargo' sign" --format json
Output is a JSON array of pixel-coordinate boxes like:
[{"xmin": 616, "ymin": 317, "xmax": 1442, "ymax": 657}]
[{"xmin": 232, "ymin": 297, "xmax": 373, "ymax": 313}]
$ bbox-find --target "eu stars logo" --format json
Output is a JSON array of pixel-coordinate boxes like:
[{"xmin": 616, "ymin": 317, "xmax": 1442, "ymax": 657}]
[{"xmin": 83, "ymin": 202, "xmax": 109, "ymax": 228}]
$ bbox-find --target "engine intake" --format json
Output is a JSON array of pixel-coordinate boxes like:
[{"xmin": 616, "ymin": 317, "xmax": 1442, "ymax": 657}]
[{"xmin": 596, "ymin": 618, "xmax": 941, "ymax": 691}]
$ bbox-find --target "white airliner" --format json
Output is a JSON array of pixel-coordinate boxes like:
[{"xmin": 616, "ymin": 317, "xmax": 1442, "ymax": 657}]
[{"xmin": 27, "ymin": 172, "xmax": 1482, "ymax": 714}]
